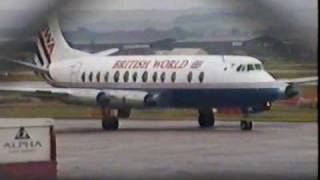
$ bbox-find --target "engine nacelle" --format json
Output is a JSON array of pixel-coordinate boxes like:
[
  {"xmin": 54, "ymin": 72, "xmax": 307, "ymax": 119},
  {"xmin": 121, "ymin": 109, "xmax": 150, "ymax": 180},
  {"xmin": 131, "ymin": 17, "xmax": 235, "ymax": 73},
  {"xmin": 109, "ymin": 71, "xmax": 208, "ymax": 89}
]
[
  {"xmin": 58, "ymin": 89, "xmax": 158, "ymax": 108},
  {"xmin": 96, "ymin": 90, "xmax": 151, "ymax": 108},
  {"xmin": 284, "ymin": 84, "xmax": 300, "ymax": 99},
  {"xmin": 62, "ymin": 89, "xmax": 102, "ymax": 106}
]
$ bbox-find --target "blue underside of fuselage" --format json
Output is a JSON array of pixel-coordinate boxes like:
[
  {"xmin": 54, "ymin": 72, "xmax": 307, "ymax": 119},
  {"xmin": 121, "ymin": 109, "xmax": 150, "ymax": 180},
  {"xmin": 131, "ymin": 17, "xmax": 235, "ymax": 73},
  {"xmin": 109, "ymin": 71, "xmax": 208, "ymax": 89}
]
[
  {"xmin": 53, "ymin": 82, "xmax": 283, "ymax": 109},
  {"xmin": 150, "ymin": 88, "xmax": 281, "ymax": 108}
]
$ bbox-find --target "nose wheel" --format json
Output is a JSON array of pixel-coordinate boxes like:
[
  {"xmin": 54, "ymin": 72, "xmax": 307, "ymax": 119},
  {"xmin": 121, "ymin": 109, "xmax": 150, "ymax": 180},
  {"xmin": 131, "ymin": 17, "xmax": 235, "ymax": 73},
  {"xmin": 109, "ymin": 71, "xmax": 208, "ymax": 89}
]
[{"xmin": 240, "ymin": 110, "xmax": 253, "ymax": 131}]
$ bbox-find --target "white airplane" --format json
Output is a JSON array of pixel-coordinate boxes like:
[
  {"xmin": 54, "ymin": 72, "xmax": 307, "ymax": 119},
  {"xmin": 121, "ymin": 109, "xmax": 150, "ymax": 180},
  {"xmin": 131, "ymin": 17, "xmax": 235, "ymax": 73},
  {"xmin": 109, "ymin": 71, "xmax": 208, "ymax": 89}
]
[{"xmin": 0, "ymin": 17, "xmax": 317, "ymax": 131}]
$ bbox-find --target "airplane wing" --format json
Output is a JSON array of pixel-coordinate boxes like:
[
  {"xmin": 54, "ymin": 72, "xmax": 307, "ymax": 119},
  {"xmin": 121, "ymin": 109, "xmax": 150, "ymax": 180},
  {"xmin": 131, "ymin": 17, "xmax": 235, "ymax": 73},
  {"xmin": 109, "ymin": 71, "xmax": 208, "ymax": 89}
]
[
  {"xmin": 0, "ymin": 82, "xmax": 71, "ymax": 99},
  {"xmin": 0, "ymin": 82, "xmax": 106, "ymax": 107},
  {"xmin": 0, "ymin": 82, "xmax": 154, "ymax": 107},
  {"xmin": 278, "ymin": 77, "xmax": 318, "ymax": 85}
]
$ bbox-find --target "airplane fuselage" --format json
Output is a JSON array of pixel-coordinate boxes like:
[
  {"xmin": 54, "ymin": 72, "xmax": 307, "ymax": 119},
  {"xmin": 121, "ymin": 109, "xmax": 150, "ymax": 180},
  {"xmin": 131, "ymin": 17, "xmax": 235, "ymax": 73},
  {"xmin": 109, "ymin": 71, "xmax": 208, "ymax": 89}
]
[{"xmin": 47, "ymin": 55, "xmax": 286, "ymax": 108}]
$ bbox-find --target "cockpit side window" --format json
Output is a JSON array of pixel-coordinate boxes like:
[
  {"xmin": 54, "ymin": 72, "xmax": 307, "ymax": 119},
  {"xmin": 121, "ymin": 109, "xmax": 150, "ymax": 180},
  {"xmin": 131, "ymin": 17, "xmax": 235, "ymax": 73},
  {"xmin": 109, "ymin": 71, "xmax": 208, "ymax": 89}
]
[
  {"xmin": 241, "ymin": 65, "xmax": 246, "ymax": 72},
  {"xmin": 236, "ymin": 65, "xmax": 242, "ymax": 72}
]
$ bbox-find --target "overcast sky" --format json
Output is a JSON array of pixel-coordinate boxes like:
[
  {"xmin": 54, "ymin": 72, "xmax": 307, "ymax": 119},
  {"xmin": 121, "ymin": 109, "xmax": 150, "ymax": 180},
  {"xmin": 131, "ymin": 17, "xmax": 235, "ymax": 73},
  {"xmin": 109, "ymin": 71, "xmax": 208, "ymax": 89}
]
[
  {"xmin": 0, "ymin": 0, "xmax": 317, "ymax": 34},
  {"xmin": 0, "ymin": 0, "xmax": 232, "ymax": 10},
  {"xmin": 0, "ymin": 0, "xmax": 317, "ymax": 10}
]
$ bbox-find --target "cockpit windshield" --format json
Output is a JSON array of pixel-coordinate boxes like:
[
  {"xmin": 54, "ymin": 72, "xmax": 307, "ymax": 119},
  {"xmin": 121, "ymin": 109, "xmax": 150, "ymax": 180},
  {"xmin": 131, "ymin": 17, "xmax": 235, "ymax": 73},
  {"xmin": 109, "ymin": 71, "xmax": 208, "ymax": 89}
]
[
  {"xmin": 255, "ymin": 64, "xmax": 262, "ymax": 70},
  {"xmin": 236, "ymin": 64, "xmax": 263, "ymax": 72},
  {"xmin": 247, "ymin": 64, "xmax": 254, "ymax": 71}
]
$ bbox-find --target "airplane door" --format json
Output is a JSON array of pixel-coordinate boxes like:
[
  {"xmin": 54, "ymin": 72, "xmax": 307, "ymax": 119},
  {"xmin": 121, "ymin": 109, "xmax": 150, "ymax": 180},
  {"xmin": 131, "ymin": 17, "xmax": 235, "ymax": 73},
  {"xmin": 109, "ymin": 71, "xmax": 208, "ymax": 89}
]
[{"xmin": 70, "ymin": 62, "xmax": 82, "ymax": 83}]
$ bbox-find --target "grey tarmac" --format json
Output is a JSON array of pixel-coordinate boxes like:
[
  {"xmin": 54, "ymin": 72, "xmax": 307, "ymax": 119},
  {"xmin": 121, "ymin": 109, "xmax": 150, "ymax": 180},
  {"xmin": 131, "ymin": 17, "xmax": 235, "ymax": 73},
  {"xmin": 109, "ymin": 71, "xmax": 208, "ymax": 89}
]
[{"xmin": 55, "ymin": 120, "xmax": 318, "ymax": 180}]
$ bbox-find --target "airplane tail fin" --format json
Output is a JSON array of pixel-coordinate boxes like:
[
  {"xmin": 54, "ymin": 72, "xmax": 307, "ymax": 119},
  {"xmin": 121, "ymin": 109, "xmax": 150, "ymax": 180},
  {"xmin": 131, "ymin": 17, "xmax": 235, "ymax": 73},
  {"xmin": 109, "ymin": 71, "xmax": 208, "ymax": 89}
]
[{"xmin": 34, "ymin": 15, "xmax": 86, "ymax": 68}]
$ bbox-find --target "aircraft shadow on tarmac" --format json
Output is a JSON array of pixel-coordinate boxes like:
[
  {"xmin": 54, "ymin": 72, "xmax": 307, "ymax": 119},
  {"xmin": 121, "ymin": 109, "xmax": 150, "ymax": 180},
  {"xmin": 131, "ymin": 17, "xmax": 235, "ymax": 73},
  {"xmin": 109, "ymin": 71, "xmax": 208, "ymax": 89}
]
[
  {"xmin": 54, "ymin": 119, "xmax": 296, "ymax": 135},
  {"xmin": 55, "ymin": 125, "xmax": 264, "ymax": 135}
]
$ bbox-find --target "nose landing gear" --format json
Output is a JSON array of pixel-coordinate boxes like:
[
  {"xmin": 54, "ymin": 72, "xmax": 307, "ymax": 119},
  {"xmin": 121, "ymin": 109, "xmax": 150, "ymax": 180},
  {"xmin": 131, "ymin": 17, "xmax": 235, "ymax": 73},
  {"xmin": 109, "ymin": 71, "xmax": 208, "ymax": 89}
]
[
  {"xmin": 240, "ymin": 121, "xmax": 253, "ymax": 131},
  {"xmin": 240, "ymin": 110, "xmax": 253, "ymax": 131}
]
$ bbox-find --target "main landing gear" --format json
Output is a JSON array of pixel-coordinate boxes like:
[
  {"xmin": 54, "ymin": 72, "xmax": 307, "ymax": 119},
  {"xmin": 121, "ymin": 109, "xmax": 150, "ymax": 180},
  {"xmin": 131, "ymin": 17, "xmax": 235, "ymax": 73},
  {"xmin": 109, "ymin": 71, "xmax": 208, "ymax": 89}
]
[
  {"xmin": 198, "ymin": 109, "xmax": 215, "ymax": 128},
  {"xmin": 101, "ymin": 108, "xmax": 119, "ymax": 131}
]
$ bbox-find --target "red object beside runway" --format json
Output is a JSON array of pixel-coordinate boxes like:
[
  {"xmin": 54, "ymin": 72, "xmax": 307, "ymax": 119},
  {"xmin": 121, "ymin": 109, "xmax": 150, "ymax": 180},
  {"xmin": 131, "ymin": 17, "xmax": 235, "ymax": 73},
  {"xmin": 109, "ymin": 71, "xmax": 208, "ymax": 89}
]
[{"xmin": 0, "ymin": 162, "xmax": 57, "ymax": 180}]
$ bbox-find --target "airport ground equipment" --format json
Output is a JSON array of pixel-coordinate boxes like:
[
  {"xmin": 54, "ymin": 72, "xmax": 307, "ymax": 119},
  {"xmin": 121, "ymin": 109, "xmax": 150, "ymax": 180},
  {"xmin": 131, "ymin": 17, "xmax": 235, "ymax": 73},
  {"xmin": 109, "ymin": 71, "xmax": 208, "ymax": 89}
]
[{"xmin": 0, "ymin": 118, "xmax": 56, "ymax": 179}]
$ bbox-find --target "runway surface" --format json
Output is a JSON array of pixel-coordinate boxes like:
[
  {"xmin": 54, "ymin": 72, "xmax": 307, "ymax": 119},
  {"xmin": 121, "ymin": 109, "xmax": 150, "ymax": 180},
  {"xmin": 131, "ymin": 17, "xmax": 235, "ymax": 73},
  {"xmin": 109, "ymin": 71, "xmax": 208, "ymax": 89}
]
[{"xmin": 55, "ymin": 120, "xmax": 318, "ymax": 180}]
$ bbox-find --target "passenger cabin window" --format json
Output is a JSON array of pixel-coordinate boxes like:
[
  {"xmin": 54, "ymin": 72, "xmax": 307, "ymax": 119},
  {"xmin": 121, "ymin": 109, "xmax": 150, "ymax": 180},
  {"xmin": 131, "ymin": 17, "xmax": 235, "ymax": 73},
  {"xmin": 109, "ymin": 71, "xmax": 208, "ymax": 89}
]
[
  {"xmin": 142, "ymin": 71, "xmax": 148, "ymax": 83},
  {"xmin": 160, "ymin": 72, "xmax": 166, "ymax": 83},
  {"xmin": 124, "ymin": 71, "xmax": 129, "ymax": 82},
  {"xmin": 187, "ymin": 72, "xmax": 193, "ymax": 83},
  {"xmin": 81, "ymin": 72, "xmax": 86, "ymax": 82},
  {"xmin": 96, "ymin": 72, "xmax": 101, "ymax": 82},
  {"xmin": 89, "ymin": 72, "xmax": 93, "ymax": 82},
  {"xmin": 104, "ymin": 72, "xmax": 109, "ymax": 82},
  {"xmin": 114, "ymin": 71, "xmax": 120, "ymax": 82},
  {"xmin": 153, "ymin": 72, "xmax": 158, "ymax": 83},
  {"xmin": 171, "ymin": 72, "xmax": 176, "ymax": 83},
  {"xmin": 132, "ymin": 72, "xmax": 138, "ymax": 82},
  {"xmin": 199, "ymin": 72, "xmax": 205, "ymax": 83}
]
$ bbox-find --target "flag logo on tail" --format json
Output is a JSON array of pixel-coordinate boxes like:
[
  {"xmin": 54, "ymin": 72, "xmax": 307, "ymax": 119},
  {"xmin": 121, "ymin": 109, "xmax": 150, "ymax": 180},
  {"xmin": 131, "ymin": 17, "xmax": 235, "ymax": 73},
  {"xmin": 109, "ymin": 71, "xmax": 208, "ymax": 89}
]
[
  {"xmin": 41, "ymin": 25, "xmax": 55, "ymax": 57},
  {"xmin": 37, "ymin": 25, "xmax": 56, "ymax": 65},
  {"xmin": 33, "ymin": 25, "xmax": 55, "ymax": 82}
]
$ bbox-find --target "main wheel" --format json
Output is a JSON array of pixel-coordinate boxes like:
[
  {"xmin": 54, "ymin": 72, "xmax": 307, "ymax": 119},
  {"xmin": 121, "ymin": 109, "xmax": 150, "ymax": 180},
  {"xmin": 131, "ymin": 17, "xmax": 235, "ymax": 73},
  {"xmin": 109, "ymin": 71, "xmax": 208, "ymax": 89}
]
[
  {"xmin": 102, "ymin": 117, "xmax": 119, "ymax": 130},
  {"xmin": 198, "ymin": 110, "xmax": 215, "ymax": 128},
  {"xmin": 240, "ymin": 121, "xmax": 253, "ymax": 131}
]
